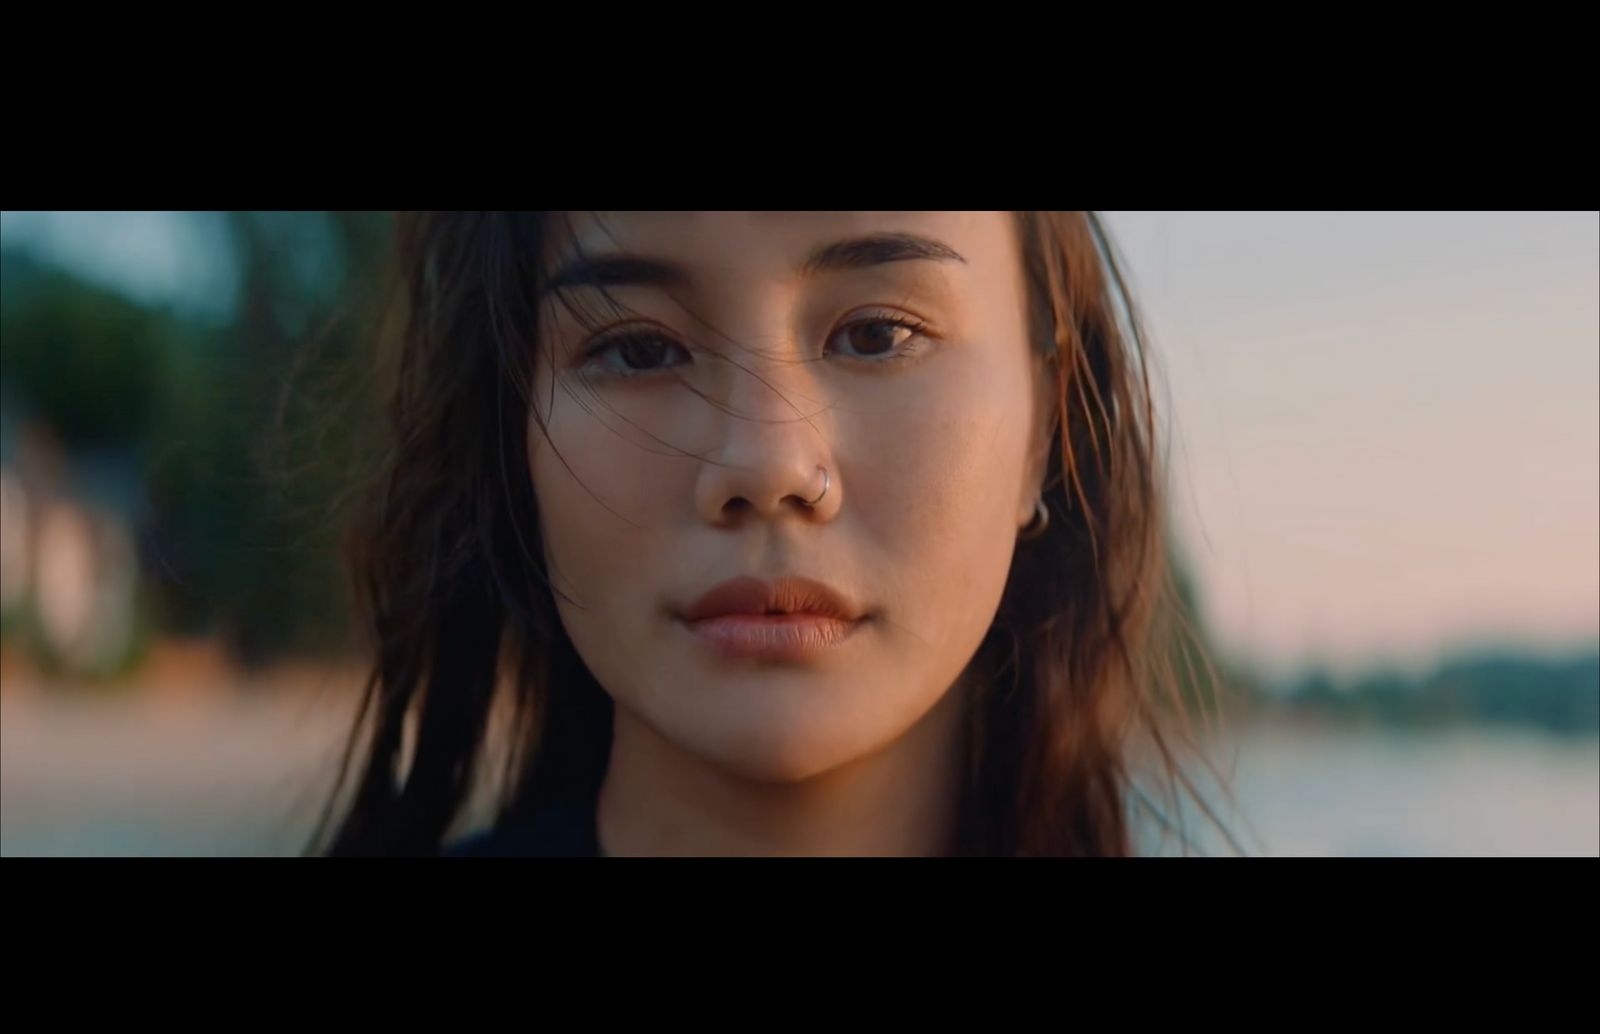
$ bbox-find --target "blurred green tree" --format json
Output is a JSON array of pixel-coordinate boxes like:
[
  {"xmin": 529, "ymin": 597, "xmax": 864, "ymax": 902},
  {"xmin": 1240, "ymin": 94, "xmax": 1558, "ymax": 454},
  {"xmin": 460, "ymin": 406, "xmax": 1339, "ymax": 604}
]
[
  {"xmin": 2, "ymin": 212, "xmax": 393, "ymax": 670},
  {"xmin": 153, "ymin": 212, "xmax": 392, "ymax": 664},
  {"xmin": 0, "ymin": 253, "xmax": 182, "ymax": 448}
]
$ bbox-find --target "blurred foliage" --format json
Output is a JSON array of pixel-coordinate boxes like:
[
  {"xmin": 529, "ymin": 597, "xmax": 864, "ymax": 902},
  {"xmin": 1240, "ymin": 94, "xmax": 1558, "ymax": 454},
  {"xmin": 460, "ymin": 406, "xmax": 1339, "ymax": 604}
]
[
  {"xmin": 2, "ymin": 212, "xmax": 393, "ymax": 668},
  {"xmin": 0, "ymin": 262, "xmax": 180, "ymax": 447},
  {"xmin": 1157, "ymin": 534, "xmax": 1260, "ymax": 725},
  {"xmin": 1275, "ymin": 651, "xmax": 1600, "ymax": 735},
  {"xmin": 159, "ymin": 212, "xmax": 391, "ymax": 664}
]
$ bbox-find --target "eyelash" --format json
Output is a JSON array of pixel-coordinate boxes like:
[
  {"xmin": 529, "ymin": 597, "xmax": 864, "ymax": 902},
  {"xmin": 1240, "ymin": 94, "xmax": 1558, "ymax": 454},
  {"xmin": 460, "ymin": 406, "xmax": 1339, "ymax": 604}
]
[{"xmin": 578, "ymin": 313, "xmax": 936, "ymax": 382}]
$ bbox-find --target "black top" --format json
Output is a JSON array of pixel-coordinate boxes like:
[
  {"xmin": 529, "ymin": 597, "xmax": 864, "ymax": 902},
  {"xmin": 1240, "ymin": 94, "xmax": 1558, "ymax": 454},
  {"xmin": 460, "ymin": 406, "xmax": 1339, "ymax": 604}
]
[{"xmin": 443, "ymin": 794, "xmax": 602, "ymax": 857}]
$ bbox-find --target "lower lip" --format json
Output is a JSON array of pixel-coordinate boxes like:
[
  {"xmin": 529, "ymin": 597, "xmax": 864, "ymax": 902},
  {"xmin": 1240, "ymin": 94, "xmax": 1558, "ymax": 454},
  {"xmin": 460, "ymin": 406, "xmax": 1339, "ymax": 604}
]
[{"xmin": 680, "ymin": 613, "xmax": 865, "ymax": 661}]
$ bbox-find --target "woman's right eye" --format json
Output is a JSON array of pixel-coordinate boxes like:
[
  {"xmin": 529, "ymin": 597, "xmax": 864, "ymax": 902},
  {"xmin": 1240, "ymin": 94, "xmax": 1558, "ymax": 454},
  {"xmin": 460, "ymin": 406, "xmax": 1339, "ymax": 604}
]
[{"xmin": 579, "ymin": 329, "xmax": 691, "ymax": 380}]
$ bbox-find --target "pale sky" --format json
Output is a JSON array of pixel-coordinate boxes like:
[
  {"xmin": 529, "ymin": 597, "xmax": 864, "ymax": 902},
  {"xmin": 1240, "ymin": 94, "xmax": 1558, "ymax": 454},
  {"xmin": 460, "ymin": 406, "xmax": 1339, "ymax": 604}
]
[
  {"xmin": 4, "ymin": 211, "xmax": 1597, "ymax": 678},
  {"xmin": 0, "ymin": 211, "xmax": 238, "ymax": 322},
  {"xmin": 1102, "ymin": 211, "xmax": 1600, "ymax": 678}
]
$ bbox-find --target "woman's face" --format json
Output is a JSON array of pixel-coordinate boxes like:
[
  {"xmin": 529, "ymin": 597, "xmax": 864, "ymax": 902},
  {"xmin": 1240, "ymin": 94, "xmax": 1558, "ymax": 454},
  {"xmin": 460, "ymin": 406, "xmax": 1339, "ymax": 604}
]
[{"xmin": 528, "ymin": 212, "xmax": 1053, "ymax": 783}]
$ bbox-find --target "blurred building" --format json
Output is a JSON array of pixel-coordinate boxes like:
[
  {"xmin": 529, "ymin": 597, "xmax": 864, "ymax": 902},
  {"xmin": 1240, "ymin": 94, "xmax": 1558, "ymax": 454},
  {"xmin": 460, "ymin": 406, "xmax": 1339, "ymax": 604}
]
[{"xmin": 0, "ymin": 404, "xmax": 141, "ymax": 675}]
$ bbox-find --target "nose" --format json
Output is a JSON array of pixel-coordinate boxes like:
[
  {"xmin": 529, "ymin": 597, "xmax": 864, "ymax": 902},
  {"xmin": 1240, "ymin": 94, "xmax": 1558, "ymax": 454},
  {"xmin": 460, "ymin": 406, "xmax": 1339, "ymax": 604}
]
[{"xmin": 693, "ymin": 353, "xmax": 839, "ymax": 527}]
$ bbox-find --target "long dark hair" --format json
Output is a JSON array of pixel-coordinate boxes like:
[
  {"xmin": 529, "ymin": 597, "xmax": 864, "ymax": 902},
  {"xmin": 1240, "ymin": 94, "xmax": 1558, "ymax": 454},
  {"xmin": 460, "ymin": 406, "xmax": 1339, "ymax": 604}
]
[{"xmin": 313, "ymin": 212, "xmax": 1238, "ymax": 856}]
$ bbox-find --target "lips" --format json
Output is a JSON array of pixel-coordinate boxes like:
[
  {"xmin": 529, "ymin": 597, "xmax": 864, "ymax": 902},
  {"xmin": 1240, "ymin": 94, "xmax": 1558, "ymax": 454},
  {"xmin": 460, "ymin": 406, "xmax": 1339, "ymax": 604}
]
[
  {"xmin": 675, "ymin": 576, "xmax": 869, "ymax": 662},
  {"xmin": 679, "ymin": 576, "xmax": 864, "ymax": 623}
]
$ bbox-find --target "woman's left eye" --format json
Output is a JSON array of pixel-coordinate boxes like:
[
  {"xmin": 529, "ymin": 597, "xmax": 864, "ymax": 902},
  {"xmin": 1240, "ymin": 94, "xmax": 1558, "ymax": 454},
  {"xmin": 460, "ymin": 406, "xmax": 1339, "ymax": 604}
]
[{"xmin": 826, "ymin": 316, "xmax": 930, "ymax": 363}]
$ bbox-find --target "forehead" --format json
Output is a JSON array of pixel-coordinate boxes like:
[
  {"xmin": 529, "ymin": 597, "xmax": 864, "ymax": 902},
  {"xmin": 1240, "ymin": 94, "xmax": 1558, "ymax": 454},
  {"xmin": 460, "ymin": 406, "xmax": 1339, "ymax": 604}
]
[{"xmin": 544, "ymin": 211, "xmax": 1018, "ymax": 270}]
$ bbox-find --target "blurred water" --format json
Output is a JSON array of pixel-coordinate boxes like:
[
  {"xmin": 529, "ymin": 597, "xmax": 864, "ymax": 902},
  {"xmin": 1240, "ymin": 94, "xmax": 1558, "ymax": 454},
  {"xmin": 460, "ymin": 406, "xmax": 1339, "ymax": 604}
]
[
  {"xmin": 2, "ymin": 683, "xmax": 1596, "ymax": 857},
  {"xmin": 1179, "ymin": 723, "xmax": 1600, "ymax": 857}
]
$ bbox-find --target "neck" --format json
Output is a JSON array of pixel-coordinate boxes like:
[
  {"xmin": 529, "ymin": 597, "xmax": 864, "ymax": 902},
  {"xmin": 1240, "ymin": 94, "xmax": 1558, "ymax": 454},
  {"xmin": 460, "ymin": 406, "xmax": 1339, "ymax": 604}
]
[{"xmin": 595, "ymin": 674, "xmax": 974, "ymax": 857}]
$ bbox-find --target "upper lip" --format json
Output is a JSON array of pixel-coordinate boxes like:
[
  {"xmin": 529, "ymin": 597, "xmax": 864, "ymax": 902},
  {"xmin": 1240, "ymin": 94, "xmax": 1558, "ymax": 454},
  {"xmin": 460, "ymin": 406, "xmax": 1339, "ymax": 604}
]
[{"xmin": 679, "ymin": 576, "xmax": 865, "ymax": 622}]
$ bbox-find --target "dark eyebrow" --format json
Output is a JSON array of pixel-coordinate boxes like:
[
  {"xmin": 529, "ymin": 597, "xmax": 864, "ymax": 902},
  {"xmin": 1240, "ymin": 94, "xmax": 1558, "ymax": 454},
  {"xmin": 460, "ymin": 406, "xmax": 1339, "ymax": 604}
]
[
  {"xmin": 542, "ymin": 230, "xmax": 966, "ymax": 295},
  {"xmin": 801, "ymin": 232, "xmax": 967, "ymax": 275},
  {"xmin": 543, "ymin": 254, "xmax": 689, "ymax": 293}
]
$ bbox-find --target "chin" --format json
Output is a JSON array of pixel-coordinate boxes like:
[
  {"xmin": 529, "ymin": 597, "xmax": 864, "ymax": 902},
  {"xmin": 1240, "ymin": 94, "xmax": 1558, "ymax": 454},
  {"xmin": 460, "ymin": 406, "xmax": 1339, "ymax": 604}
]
[{"xmin": 697, "ymin": 723, "xmax": 873, "ymax": 785}]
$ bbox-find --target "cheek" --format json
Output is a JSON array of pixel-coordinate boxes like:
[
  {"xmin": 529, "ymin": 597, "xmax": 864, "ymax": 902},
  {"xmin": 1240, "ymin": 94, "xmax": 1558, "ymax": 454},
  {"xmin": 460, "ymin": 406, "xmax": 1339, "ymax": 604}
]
[
  {"xmin": 528, "ymin": 412, "xmax": 680, "ymax": 733},
  {"xmin": 853, "ymin": 358, "xmax": 1032, "ymax": 636},
  {"xmin": 527, "ymin": 392, "xmax": 679, "ymax": 614}
]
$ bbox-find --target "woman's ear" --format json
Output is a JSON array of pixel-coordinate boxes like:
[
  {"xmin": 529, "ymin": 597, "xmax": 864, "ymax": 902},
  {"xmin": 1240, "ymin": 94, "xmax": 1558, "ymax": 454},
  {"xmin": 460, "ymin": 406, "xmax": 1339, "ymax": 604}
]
[{"xmin": 1019, "ymin": 348, "xmax": 1061, "ymax": 527}]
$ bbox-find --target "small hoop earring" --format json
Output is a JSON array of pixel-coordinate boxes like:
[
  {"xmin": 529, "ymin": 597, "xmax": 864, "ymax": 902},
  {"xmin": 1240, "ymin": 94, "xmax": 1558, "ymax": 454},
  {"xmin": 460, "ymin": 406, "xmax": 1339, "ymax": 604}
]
[{"xmin": 1018, "ymin": 496, "xmax": 1050, "ymax": 541}]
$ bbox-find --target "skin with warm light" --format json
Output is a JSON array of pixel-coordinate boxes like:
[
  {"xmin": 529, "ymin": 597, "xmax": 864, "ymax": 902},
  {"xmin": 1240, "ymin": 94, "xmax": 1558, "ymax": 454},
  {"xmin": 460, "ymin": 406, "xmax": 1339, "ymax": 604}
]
[{"xmin": 527, "ymin": 212, "xmax": 1058, "ymax": 856}]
